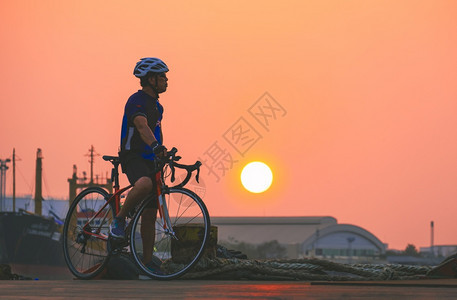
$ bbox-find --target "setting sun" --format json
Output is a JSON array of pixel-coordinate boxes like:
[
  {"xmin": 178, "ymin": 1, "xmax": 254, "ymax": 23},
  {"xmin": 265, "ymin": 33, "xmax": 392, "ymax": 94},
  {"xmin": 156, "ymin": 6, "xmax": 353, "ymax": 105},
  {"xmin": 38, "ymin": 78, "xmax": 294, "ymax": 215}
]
[{"xmin": 241, "ymin": 162, "xmax": 273, "ymax": 193}]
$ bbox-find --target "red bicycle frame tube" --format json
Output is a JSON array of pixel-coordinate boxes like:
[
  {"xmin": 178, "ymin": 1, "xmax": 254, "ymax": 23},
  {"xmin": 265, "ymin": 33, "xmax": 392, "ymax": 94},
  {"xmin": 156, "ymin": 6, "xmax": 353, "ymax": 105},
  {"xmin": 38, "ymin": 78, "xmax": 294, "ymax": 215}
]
[
  {"xmin": 81, "ymin": 170, "xmax": 162, "ymax": 239},
  {"xmin": 82, "ymin": 184, "xmax": 133, "ymax": 240}
]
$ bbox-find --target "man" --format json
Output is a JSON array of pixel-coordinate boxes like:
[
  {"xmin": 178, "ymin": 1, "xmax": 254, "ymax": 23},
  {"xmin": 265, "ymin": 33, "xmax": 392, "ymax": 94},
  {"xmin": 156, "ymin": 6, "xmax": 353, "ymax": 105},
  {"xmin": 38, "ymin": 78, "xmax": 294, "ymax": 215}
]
[{"xmin": 110, "ymin": 57, "xmax": 168, "ymax": 268}]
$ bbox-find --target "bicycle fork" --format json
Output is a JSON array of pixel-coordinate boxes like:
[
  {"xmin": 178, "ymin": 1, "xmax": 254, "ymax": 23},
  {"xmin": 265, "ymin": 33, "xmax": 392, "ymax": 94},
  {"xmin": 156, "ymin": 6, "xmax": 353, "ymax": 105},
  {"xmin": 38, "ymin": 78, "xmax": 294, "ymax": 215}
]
[
  {"xmin": 154, "ymin": 171, "xmax": 177, "ymax": 239},
  {"xmin": 157, "ymin": 192, "xmax": 177, "ymax": 239}
]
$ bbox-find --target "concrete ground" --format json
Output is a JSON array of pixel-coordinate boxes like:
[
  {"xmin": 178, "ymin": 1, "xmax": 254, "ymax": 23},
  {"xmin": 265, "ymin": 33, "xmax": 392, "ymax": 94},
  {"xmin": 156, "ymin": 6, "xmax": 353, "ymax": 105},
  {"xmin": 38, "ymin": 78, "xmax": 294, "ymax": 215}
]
[{"xmin": 0, "ymin": 279, "xmax": 456, "ymax": 299}]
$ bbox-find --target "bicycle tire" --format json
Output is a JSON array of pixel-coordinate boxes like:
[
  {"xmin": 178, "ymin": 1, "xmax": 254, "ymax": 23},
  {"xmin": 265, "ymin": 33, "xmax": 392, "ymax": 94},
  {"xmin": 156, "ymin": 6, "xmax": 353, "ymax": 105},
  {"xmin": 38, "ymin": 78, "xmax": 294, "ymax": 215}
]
[
  {"xmin": 130, "ymin": 187, "xmax": 210, "ymax": 280},
  {"xmin": 62, "ymin": 187, "xmax": 114, "ymax": 279}
]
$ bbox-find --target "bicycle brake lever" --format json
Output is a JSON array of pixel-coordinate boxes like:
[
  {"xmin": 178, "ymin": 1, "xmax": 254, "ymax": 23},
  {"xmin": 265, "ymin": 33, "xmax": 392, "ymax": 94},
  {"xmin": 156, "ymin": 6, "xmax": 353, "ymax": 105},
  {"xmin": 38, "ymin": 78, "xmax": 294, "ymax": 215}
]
[
  {"xmin": 195, "ymin": 162, "xmax": 201, "ymax": 183},
  {"xmin": 170, "ymin": 164, "xmax": 176, "ymax": 183}
]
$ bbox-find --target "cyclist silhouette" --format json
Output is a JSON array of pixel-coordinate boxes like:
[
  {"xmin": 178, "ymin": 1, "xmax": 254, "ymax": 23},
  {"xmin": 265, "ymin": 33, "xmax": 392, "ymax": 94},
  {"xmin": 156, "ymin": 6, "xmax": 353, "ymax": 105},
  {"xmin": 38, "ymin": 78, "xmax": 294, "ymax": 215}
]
[{"xmin": 110, "ymin": 57, "xmax": 169, "ymax": 269}]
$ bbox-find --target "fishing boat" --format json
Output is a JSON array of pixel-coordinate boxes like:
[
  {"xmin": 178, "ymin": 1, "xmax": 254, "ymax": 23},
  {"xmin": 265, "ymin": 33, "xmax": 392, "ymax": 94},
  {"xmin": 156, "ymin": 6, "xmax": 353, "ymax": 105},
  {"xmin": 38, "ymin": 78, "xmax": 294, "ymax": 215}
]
[
  {"xmin": 0, "ymin": 149, "xmax": 71, "ymax": 279},
  {"xmin": 0, "ymin": 210, "xmax": 68, "ymax": 279},
  {"xmin": 0, "ymin": 147, "xmax": 113, "ymax": 279}
]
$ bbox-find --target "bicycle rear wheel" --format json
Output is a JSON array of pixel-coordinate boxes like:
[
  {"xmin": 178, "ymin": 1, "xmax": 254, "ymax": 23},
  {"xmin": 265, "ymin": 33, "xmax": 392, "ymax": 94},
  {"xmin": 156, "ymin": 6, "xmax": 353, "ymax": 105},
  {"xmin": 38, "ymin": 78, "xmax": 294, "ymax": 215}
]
[
  {"xmin": 62, "ymin": 187, "xmax": 114, "ymax": 279},
  {"xmin": 130, "ymin": 187, "xmax": 210, "ymax": 280}
]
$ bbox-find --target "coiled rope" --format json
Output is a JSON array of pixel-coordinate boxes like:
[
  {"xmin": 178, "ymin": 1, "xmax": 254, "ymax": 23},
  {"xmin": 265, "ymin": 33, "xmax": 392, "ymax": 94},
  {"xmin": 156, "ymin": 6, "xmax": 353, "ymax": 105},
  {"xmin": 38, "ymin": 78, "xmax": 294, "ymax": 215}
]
[{"xmin": 182, "ymin": 257, "xmax": 433, "ymax": 281}]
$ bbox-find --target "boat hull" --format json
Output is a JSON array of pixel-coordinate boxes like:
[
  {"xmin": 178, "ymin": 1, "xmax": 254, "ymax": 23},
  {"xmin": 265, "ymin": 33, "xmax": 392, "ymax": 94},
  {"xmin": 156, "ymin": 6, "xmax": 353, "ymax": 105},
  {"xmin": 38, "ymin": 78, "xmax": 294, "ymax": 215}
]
[{"xmin": 0, "ymin": 212, "xmax": 72, "ymax": 279}]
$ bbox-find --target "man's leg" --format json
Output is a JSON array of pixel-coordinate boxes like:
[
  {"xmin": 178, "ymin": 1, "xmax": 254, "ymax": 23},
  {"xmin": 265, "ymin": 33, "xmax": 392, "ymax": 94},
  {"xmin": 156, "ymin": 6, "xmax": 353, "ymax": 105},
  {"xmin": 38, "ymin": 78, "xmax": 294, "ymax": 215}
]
[
  {"xmin": 141, "ymin": 207, "xmax": 157, "ymax": 264},
  {"xmin": 117, "ymin": 176, "xmax": 153, "ymax": 219},
  {"xmin": 110, "ymin": 176, "xmax": 153, "ymax": 238}
]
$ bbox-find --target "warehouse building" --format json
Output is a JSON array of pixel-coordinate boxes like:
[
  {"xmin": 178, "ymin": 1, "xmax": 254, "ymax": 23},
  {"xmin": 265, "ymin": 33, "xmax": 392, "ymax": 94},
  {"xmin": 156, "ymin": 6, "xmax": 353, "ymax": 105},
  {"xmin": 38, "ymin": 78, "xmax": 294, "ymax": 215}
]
[{"xmin": 212, "ymin": 216, "xmax": 387, "ymax": 263}]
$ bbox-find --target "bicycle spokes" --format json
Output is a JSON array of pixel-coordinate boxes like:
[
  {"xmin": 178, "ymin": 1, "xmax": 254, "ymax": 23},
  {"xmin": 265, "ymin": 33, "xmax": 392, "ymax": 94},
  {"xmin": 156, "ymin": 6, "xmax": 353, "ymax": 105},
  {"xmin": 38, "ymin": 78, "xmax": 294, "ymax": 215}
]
[
  {"xmin": 63, "ymin": 187, "xmax": 114, "ymax": 279},
  {"xmin": 130, "ymin": 187, "xmax": 210, "ymax": 279}
]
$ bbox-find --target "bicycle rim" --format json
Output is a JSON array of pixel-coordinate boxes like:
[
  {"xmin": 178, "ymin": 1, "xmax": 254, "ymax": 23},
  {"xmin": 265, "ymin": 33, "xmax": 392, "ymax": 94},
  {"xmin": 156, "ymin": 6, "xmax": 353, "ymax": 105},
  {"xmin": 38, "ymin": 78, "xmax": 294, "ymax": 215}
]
[
  {"xmin": 130, "ymin": 187, "xmax": 210, "ymax": 280},
  {"xmin": 62, "ymin": 187, "xmax": 113, "ymax": 279}
]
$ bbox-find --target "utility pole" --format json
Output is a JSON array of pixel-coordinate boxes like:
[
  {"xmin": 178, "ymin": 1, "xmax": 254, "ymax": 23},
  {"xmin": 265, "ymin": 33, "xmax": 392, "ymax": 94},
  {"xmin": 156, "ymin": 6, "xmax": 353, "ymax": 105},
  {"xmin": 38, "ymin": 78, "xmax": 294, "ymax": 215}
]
[
  {"xmin": 0, "ymin": 158, "xmax": 11, "ymax": 212},
  {"xmin": 68, "ymin": 146, "xmax": 111, "ymax": 206},
  {"xmin": 431, "ymin": 221, "xmax": 435, "ymax": 258},
  {"xmin": 85, "ymin": 145, "xmax": 100, "ymax": 184},
  {"xmin": 13, "ymin": 149, "xmax": 16, "ymax": 212}
]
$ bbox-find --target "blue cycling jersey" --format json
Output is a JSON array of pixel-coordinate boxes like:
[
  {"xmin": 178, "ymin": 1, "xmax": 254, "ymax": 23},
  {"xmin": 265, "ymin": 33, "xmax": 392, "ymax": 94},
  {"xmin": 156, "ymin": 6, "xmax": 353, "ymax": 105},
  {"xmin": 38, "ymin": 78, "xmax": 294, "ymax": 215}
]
[{"xmin": 120, "ymin": 90, "xmax": 163, "ymax": 160}]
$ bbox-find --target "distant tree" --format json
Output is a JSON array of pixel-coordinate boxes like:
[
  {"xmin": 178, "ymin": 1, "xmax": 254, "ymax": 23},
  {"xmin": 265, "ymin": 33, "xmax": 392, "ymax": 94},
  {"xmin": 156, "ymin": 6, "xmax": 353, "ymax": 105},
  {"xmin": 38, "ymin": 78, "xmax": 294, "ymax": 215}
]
[
  {"xmin": 257, "ymin": 240, "xmax": 287, "ymax": 259},
  {"xmin": 404, "ymin": 244, "xmax": 421, "ymax": 257},
  {"xmin": 219, "ymin": 241, "xmax": 257, "ymax": 259},
  {"xmin": 220, "ymin": 240, "xmax": 288, "ymax": 259},
  {"xmin": 385, "ymin": 250, "xmax": 400, "ymax": 257}
]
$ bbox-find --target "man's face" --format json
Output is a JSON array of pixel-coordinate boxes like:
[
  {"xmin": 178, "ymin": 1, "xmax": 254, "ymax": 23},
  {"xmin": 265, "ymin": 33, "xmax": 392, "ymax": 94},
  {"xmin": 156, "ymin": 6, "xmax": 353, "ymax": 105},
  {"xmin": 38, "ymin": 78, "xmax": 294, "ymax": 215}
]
[{"xmin": 150, "ymin": 72, "xmax": 168, "ymax": 93}]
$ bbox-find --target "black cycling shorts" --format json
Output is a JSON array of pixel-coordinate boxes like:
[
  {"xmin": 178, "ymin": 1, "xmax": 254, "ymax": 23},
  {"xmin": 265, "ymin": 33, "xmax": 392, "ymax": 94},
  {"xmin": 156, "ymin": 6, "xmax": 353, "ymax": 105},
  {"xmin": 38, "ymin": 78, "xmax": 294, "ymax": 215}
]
[{"xmin": 119, "ymin": 151, "xmax": 158, "ymax": 209}]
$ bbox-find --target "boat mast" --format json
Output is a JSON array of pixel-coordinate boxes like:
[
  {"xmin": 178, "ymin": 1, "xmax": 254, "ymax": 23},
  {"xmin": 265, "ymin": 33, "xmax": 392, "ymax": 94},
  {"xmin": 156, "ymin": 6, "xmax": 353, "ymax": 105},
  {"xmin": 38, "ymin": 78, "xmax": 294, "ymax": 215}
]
[
  {"xmin": 0, "ymin": 157, "xmax": 11, "ymax": 212},
  {"xmin": 34, "ymin": 148, "xmax": 43, "ymax": 216},
  {"xmin": 13, "ymin": 148, "xmax": 16, "ymax": 212}
]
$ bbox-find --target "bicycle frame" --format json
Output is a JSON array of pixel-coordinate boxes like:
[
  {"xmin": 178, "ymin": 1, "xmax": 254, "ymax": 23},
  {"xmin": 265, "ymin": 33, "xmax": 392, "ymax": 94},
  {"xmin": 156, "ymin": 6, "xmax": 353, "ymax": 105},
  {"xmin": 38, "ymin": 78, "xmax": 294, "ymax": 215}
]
[
  {"xmin": 79, "ymin": 149, "xmax": 200, "ymax": 245},
  {"xmin": 79, "ymin": 170, "xmax": 173, "ymax": 242},
  {"xmin": 80, "ymin": 184, "xmax": 132, "ymax": 241},
  {"xmin": 154, "ymin": 172, "xmax": 175, "ymax": 237}
]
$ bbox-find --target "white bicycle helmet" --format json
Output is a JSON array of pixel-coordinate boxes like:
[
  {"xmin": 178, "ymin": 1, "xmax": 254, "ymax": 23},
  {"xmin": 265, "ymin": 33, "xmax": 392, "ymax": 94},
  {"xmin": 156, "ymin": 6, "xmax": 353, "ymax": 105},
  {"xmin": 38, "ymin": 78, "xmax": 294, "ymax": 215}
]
[{"xmin": 133, "ymin": 57, "xmax": 169, "ymax": 77}]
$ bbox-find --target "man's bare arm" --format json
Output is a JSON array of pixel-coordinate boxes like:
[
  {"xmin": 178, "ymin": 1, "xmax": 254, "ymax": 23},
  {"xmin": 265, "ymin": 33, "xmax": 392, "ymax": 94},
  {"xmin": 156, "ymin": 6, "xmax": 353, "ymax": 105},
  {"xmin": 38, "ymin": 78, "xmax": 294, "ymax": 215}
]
[{"xmin": 133, "ymin": 115, "xmax": 157, "ymax": 146}]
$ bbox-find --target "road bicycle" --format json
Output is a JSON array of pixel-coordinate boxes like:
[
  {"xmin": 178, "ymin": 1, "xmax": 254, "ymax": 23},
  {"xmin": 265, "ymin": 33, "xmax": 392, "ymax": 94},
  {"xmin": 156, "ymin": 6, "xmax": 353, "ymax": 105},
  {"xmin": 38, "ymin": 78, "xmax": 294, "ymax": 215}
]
[{"xmin": 62, "ymin": 148, "xmax": 210, "ymax": 280}]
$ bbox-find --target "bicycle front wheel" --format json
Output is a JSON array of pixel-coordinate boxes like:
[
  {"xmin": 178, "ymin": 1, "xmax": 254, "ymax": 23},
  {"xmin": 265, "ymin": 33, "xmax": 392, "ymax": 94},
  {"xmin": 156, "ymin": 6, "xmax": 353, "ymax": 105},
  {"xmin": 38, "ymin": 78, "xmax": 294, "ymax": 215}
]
[
  {"xmin": 130, "ymin": 187, "xmax": 210, "ymax": 280},
  {"xmin": 62, "ymin": 187, "xmax": 114, "ymax": 279}
]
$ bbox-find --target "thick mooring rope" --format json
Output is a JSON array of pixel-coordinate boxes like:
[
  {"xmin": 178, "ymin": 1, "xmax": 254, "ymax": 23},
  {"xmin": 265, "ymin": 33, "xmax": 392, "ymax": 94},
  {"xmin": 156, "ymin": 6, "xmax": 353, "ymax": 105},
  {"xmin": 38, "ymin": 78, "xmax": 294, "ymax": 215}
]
[{"xmin": 182, "ymin": 257, "xmax": 434, "ymax": 281}]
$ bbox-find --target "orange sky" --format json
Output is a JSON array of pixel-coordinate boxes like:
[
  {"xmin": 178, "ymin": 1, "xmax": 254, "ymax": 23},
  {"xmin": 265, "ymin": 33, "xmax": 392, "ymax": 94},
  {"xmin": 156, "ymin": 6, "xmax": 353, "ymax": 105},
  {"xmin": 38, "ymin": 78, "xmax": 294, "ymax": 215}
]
[{"xmin": 1, "ymin": 0, "xmax": 456, "ymax": 250}]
